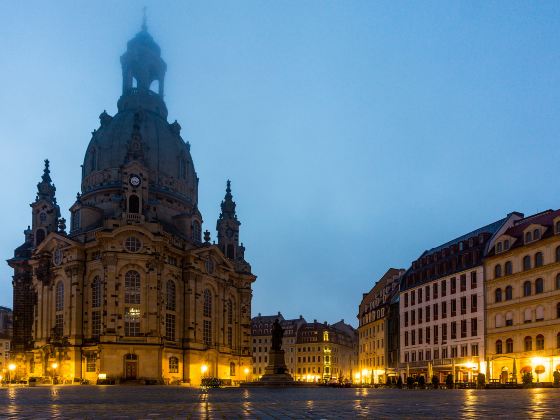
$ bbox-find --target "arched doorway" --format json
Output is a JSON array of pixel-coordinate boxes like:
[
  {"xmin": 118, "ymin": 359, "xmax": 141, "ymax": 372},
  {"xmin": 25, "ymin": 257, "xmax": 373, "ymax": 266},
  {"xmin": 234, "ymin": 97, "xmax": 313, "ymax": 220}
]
[{"xmin": 124, "ymin": 354, "xmax": 138, "ymax": 380}]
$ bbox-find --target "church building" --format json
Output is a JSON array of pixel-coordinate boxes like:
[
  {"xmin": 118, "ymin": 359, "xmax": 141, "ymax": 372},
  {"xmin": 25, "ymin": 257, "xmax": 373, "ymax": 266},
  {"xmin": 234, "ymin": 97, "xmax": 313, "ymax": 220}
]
[{"xmin": 7, "ymin": 22, "xmax": 255, "ymax": 386}]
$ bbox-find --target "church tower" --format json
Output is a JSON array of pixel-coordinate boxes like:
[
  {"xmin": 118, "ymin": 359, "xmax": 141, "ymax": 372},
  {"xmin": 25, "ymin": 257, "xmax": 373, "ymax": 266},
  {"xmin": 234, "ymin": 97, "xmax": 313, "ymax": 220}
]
[
  {"xmin": 216, "ymin": 180, "xmax": 244, "ymax": 261},
  {"xmin": 31, "ymin": 159, "xmax": 61, "ymax": 246},
  {"xmin": 9, "ymin": 160, "xmax": 60, "ymax": 353}
]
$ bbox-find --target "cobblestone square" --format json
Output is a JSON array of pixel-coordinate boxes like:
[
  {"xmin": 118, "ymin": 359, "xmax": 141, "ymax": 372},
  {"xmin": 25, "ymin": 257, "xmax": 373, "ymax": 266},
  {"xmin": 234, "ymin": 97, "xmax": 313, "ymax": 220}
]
[{"xmin": 1, "ymin": 386, "xmax": 559, "ymax": 419}]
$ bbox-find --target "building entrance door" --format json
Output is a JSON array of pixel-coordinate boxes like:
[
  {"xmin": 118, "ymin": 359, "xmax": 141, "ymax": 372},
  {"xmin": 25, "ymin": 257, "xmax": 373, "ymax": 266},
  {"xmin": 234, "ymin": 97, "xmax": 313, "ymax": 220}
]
[{"xmin": 124, "ymin": 354, "xmax": 138, "ymax": 380}]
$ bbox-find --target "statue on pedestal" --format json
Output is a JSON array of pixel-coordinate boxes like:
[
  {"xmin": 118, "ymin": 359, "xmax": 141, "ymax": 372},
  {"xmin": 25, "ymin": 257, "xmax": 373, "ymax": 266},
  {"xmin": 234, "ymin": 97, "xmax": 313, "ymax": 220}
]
[{"xmin": 271, "ymin": 319, "xmax": 283, "ymax": 351}]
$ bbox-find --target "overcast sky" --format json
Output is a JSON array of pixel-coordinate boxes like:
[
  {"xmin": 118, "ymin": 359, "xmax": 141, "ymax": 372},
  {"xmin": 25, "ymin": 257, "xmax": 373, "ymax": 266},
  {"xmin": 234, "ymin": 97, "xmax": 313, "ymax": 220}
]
[{"xmin": 1, "ymin": 1, "xmax": 559, "ymax": 326}]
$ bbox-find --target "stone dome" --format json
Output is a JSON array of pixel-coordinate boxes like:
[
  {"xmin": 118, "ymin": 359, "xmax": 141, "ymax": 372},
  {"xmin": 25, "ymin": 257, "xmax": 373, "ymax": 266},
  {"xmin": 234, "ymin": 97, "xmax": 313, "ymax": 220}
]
[
  {"xmin": 79, "ymin": 26, "xmax": 199, "ymax": 217},
  {"xmin": 82, "ymin": 109, "xmax": 197, "ymax": 205}
]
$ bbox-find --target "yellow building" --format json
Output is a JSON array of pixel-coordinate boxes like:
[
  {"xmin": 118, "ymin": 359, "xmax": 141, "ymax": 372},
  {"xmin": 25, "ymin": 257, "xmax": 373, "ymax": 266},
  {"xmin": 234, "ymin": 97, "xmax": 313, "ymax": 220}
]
[
  {"xmin": 358, "ymin": 269, "xmax": 403, "ymax": 384},
  {"xmin": 485, "ymin": 209, "xmax": 560, "ymax": 383},
  {"xmin": 294, "ymin": 320, "xmax": 357, "ymax": 383},
  {"xmin": 8, "ymin": 23, "xmax": 255, "ymax": 386}
]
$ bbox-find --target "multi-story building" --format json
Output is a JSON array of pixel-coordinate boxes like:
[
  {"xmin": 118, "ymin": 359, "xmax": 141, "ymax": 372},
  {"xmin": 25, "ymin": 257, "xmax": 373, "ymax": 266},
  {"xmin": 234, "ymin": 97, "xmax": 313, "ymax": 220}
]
[
  {"xmin": 358, "ymin": 268, "xmax": 404, "ymax": 384},
  {"xmin": 485, "ymin": 209, "xmax": 560, "ymax": 383},
  {"xmin": 250, "ymin": 312, "xmax": 306, "ymax": 378},
  {"xmin": 295, "ymin": 320, "xmax": 357, "ymax": 383},
  {"xmin": 7, "ymin": 22, "xmax": 255, "ymax": 385},
  {"xmin": 399, "ymin": 213, "xmax": 520, "ymax": 382},
  {"xmin": 0, "ymin": 338, "xmax": 10, "ymax": 374},
  {"xmin": 0, "ymin": 307, "xmax": 13, "ymax": 339}
]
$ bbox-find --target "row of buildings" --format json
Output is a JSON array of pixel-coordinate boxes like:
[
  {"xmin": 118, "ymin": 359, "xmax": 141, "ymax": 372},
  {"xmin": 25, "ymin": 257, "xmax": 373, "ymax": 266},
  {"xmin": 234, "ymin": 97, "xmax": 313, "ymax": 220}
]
[
  {"xmin": 358, "ymin": 210, "xmax": 560, "ymax": 384},
  {"xmin": 251, "ymin": 313, "xmax": 358, "ymax": 383}
]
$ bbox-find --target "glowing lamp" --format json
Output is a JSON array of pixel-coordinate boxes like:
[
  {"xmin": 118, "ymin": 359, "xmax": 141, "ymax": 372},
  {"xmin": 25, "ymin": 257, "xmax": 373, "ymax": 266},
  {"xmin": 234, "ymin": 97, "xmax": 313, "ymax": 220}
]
[
  {"xmin": 244, "ymin": 368, "xmax": 249, "ymax": 375},
  {"xmin": 8, "ymin": 364, "xmax": 16, "ymax": 372},
  {"xmin": 51, "ymin": 363, "xmax": 58, "ymax": 370},
  {"xmin": 98, "ymin": 373, "xmax": 107, "ymax": 380},
  {"xmin": 201, "ymin": 364, "xmax": 208, "ymax": 374}
]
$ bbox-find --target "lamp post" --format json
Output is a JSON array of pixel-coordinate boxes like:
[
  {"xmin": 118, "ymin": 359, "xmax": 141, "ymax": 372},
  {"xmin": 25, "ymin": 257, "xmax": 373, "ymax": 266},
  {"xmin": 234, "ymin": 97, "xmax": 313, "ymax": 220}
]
[
  {"xmin": 51, "ymin": 362, "xmax": 58, "ymax": 384},
  {"xmin": 244, "ymin": 367, "xmax": 249, "ymax": 383},
  {"xmin": 8, "ymin": 363, "xmax": 16, "ymax": 384}
]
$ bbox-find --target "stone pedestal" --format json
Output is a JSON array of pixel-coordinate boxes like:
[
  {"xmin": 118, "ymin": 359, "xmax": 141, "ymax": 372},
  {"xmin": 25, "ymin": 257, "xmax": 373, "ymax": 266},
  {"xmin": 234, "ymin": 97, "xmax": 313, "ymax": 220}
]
[{"xmin": 256, "ymin": 350, "xmax": 294, "ymax": 384}]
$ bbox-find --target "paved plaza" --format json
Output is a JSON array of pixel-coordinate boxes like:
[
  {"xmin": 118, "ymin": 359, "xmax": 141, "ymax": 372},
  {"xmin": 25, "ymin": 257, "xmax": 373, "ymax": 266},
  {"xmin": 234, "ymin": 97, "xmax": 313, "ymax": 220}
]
[{"xmin": 0, "ymin": 386, "xmax": 559, "ymax": 419}]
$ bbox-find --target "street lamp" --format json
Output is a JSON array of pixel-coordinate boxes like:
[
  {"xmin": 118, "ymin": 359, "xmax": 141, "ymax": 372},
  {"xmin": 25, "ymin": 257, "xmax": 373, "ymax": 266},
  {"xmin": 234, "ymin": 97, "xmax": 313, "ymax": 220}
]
[
  {"xmin": 201, "ymin": 364, "xmax": 208, "ymax": 376},
  {"xmin": 51, "ymin": 362, "xmax": 58, "ymax": 384},
  {"xmin": 8, "ymin": 363, "xmax": 16, "ymax": 383},
  {"xmin": 244, "ymin": 367, "xmax": 249, "ymax": 382}
]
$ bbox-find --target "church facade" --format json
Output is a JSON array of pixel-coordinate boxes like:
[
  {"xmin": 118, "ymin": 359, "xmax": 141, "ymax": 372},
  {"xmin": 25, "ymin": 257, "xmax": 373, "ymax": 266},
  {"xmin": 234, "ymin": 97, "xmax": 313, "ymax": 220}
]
[{"xmin": 8, "ymin": 23, "xmax": 255, "ymax": 386}]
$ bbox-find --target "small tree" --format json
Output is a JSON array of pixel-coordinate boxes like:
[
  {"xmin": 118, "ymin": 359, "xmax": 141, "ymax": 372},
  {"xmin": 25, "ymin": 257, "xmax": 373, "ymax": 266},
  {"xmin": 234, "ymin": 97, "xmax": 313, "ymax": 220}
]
[
  {"xmin": 477, "ymin": 373, "xmax": 486, "ymax": 388},
  {"xmin": 445, "ymin": 374, "xmax": 454, "ymax": 389},
  {"xmin": 522, "ymin": 372, "xmax": 533, "ymax": 386},
  {"xmin": 418, "ymin": 375, "xmax": 426, "ymax": 389},
  {"xmin": 397, "ymin": 376, "xmax": 403, "ymax": 389},
  {"xmin": 553, "ymin": 371, "xmax": 560, "ymax": 386},
  {"xmin": 431, "ymin": 375, "xmax": 440, "ymax": 389}
]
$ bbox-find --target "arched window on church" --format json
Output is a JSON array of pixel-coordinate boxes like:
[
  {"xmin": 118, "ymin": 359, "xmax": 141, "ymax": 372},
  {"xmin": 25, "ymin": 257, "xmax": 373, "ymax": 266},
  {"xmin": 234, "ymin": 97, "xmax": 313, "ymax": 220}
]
[
  {"xmin": 71, "ymin": 210, "xmax": 81, "ymax": 231},
  {"xmin": 128, "ymin": 195, "xmax": 140, "ymax": 214},
  {"xmin": 149, "ymin": 79, "xmax": 160, "ymax": 94},
  {"xmin": 166, "ymin": 280, "xmax": 176, "ymax": 312},
  {"xmin": 56, "ymin": 281, "xmax": 64, "ymax": 312},
  {"xmin": 192, "ymin": 221, "xmax": 201, "ymax": 243},
  {"xmin": 55, "ymin": 281, "xmax": 64, "ymax": 337},
  {"xmin": 227, "ymin": 244, "xmax": 234, "ymax": 259},
  {"xmin": 124, "ymin": 270, "xmax": 141, "ymax": 304},
  {"xmin": 203, "ymin": 289, "xmax": 212, "ymax": 317},
  {"xmin": 226, "ymin": 298, "xmax": 233, "ymax": 347},
  {"xmin": 92, "ymin": 276, "xmax": 102, "ymax": 308},
  {"xmin": 203, "ymin": 289, "xmax": 212, "ymax": 347}
]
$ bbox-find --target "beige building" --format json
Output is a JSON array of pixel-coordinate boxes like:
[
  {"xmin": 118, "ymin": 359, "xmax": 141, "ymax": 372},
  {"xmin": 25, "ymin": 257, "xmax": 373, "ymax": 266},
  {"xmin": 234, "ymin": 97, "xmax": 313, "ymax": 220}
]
[
  {"xmin": 251, "ymin": 314, "xmax": 357, "ymax": 383},
  {"xmin": 0, "ymin": 338, "xmax": 10, "ymax": 375},
  {"xmin": 8, "ymin": 24, "xmax": 255, "ymax": 386},
  {"xmin": 251, "ymin": 313, "xmax": 306, "ymax": 378},
  {"xmin": 485, "ymin": 209, "xmax": 560, "ymax": 383},
  {"xmin": 294, "ymin": 320, "xmax": 357, "ymax": 383},
  {"xmin": 358, "ymin": 268, "xmax": 403, "ymax": 384}
]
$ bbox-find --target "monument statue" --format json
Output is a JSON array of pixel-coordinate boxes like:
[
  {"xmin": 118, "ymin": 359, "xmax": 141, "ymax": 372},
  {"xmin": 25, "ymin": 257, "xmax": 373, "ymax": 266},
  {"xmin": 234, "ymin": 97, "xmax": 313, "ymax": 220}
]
[{"xmin": 271, "ymin": 319, "xmax": 284, "ymax": 351}]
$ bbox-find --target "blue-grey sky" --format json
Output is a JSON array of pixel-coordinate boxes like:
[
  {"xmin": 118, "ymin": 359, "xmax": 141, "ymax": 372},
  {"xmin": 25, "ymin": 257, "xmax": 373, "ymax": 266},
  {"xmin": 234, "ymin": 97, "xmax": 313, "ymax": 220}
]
[{"xmin": 1, "ymin": 2, "xmax": 559, "ymax": 326}]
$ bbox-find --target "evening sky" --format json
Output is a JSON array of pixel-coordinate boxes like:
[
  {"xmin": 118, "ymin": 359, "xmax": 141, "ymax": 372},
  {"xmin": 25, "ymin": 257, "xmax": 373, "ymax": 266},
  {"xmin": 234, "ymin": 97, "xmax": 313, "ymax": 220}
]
[{"xmin": 1, "ymin": 1, "xmax": 559, "ymax": 326}]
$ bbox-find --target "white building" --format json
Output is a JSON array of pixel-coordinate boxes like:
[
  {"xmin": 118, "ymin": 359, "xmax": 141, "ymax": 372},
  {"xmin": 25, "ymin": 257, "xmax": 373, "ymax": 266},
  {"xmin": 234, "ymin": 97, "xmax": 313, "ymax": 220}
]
[{"xmin": 399, "ymin": 213, "xmax": 520, "ymax": 382}]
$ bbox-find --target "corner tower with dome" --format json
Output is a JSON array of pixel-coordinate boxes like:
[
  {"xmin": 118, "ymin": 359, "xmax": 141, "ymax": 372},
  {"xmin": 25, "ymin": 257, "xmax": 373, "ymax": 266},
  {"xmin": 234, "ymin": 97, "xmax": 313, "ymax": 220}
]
[{"xmin": 8, "ymin": 23, "xmax": 255, "ymax": 386}]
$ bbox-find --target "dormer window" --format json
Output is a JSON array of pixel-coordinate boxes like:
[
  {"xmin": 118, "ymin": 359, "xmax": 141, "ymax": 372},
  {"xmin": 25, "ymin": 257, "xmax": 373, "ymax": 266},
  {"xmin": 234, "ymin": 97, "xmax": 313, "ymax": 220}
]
[
  {"xmin": 459, "ymin": 242, "xmax": 464, "ymax": 251},
  {"xmin": 497, "ymin": 242, "xmax": 503, "ymax": 253},
  {"xmin": 504, "ymin": 239, "xmax": 510, "ymax": 250},
  {"xmin": 525, "ymin": 231, "xmax": 532, "ymax": 243},
  {"xmin": 533, "ymin": 229, "xmax": 541, "ymax": 240},
  {"xmin": 556, "ymin": 221, "xmax": 560, "ymax": 234}
]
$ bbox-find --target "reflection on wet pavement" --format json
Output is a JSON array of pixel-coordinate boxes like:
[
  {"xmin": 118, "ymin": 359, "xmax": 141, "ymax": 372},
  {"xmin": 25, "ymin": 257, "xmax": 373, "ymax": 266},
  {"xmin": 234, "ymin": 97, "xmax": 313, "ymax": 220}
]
[{"xmin": 0, "ymin": 386, "xmax": 559, "ymax": 419}]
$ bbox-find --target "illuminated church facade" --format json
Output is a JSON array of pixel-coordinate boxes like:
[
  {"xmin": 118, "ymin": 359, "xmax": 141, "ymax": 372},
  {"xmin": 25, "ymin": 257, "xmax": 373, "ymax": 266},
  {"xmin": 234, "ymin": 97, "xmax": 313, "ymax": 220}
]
[{"xmin": 8, "ymin": 22, "xmax": 255, "ymax": 385}]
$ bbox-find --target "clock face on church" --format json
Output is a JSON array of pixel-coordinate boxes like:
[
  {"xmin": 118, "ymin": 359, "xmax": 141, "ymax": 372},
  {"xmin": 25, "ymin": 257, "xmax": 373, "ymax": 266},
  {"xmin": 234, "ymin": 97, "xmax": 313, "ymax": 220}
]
[{"xmin": 129, "ymin": 175, "xmax": 141, "ymax": 187}]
